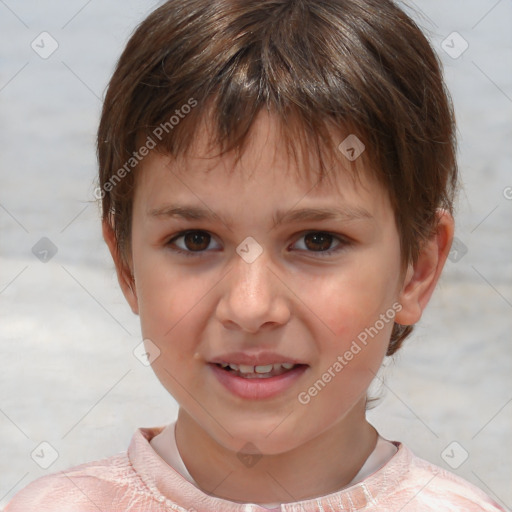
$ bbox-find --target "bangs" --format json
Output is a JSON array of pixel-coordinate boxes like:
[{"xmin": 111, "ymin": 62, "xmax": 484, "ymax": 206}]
[{"xmin": 143, "ymin": 99, "xmax": 368, "ymax": 193}]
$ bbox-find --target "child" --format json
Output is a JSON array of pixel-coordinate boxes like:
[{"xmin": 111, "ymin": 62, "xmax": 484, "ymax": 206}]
[{"xmin": 6, "ymin": 0, "xmax": 506, "ymax": 510}]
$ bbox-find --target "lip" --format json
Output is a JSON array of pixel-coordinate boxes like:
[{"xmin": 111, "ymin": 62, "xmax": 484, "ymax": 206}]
[
  {"xmin": 209, "ymin": 351, "xmax": 307, "ymax": 366},
  {"xmin": 209, "ymin": 362, "xmax": 309, "ymax": 400}
]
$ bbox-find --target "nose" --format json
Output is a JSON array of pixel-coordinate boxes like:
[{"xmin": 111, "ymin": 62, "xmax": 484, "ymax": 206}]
[{"xmin": 215, "ymin": 250, "xmax": 291, "ymax": 333}]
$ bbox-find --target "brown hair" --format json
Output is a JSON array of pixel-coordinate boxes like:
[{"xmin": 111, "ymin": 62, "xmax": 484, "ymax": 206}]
[{"xmin": 97, "ymin": 0, "xmax": 458, "ymax": 356}]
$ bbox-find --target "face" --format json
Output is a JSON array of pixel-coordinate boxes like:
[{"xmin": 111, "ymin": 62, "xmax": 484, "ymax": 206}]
[{"xmin": 116, "ymin": 112, "xmax": 418, "ymax": 455}]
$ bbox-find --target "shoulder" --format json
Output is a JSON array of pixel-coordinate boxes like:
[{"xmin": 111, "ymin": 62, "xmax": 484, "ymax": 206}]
[
  {"xmin": 388, "ymin": 443, "xmax": 506, "ymax": 511},
  {"xmin": 5, "ymin": 452, "xmax": 149, "ymax": 512}
]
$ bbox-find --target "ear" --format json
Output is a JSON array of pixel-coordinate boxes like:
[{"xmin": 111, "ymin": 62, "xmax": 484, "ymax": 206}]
[
  {"xmin": 102, "ymin": 220, "xmax": 139, "ymax": 315},
  {"xmin": 394, "ymin": 210, "xmax": 454, "ymax": 326}
]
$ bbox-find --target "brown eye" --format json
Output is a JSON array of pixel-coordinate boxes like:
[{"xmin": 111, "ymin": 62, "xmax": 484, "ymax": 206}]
[
  {"xmin": 167, "ymin": 230, "xmax": 219, "ymax": 255},
  {"xmin": 292, "ymin": 231, "xmax": 347, "ymax": 257},
  {"xmin": 303, "ymin": 232, "xmax": 335, "ymax": 251},
  {"xmin": 183, "ymin": 231, "xmax": 210, "ymax": 251},
  {"xmin": 182, "ymin": 231, "xmax": 211, "ymax": 251}
]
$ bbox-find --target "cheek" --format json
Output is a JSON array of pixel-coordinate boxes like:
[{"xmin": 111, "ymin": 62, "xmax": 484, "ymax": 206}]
[
  {"xmin": 302, "ymin": 262, "xmax": 399, "ymax": 339},
  {"xmin": 133, "ymin": 249, "xmax": 213, "ymax": 342}
]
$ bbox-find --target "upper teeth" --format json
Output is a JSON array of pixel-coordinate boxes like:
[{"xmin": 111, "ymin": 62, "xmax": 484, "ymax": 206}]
[{"xmin": 219, "ymin": 362, "xmax": 295, "ymax": 373}]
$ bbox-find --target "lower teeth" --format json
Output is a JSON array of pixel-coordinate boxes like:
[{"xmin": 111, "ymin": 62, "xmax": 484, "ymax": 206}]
[
  {"xmin": 237, "ymin": 372, "xmax": 274, "ymax": 379},
  {"xmin": 220, "ymin": 365, "xmax": 296, "ymax": 379}
]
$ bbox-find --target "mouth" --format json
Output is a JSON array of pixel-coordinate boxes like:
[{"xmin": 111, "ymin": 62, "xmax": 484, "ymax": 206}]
[
  {"xmin": 208, "ymin": 361, "xmax": 309, "ymax": 400},
  {"xmin": 212, "ymin": 362, "xmax": 306, "ymax": 379}
]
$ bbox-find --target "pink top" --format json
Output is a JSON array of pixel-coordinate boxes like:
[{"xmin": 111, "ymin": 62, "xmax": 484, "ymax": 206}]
[
  {"xmin": 6, "ymin": 425, "xmax": 505, "ymax": 511},
  {"xmin": 149, "ymin": 421, "xmax": 400, "ymax": 509}
]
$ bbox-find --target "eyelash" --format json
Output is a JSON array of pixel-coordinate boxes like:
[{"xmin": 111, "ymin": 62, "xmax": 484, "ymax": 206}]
[{"xmin": 165, "ymin": 230, "xmax": 350, "ymax": 258}]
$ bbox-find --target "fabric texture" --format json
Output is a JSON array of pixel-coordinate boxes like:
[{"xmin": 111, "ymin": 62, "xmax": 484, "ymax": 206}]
[
  {"xmin": 149, "ymin": 421, "xmax": 399, "ymax": 509},
  {"xmin": 6, "ymin": 425, "xmax": 506, "ymax": 512}
]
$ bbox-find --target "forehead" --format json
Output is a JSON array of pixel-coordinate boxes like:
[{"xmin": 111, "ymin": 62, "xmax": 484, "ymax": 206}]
[{"xmin": 134, "ymin": 111, "xmax": 392, "ymax": 221}]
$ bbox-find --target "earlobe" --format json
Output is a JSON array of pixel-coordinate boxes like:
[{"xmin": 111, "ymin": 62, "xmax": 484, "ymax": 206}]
[
  {"xmin": 102, "ymin": 220, "xmax": 139, "ymax": 315},
  {"xmin": 394, "ymin": 210, "xmax": 454, "ymax": 326}
]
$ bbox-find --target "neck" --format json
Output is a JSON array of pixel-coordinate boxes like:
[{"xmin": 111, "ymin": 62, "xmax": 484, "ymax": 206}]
[{"xmin": 175, "ymin": 403, "xmax": 378, "ymax": 505}]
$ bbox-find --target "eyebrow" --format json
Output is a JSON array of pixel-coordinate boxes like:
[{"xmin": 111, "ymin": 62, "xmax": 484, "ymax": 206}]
[{"xmin": 148, "ymin": 203, "xmax": 373, "ymax": 229}]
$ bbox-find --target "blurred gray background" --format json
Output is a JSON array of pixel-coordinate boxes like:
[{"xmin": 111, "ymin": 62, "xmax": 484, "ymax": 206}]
[{"xmin": 1, "ymin": 0, "xmax": 511, "ymax": 508}]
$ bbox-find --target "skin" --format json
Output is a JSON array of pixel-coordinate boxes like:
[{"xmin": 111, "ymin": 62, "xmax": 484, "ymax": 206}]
[{"xmin": 103, "ymin": 111, "xmax": 454, "ymax": 504}]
